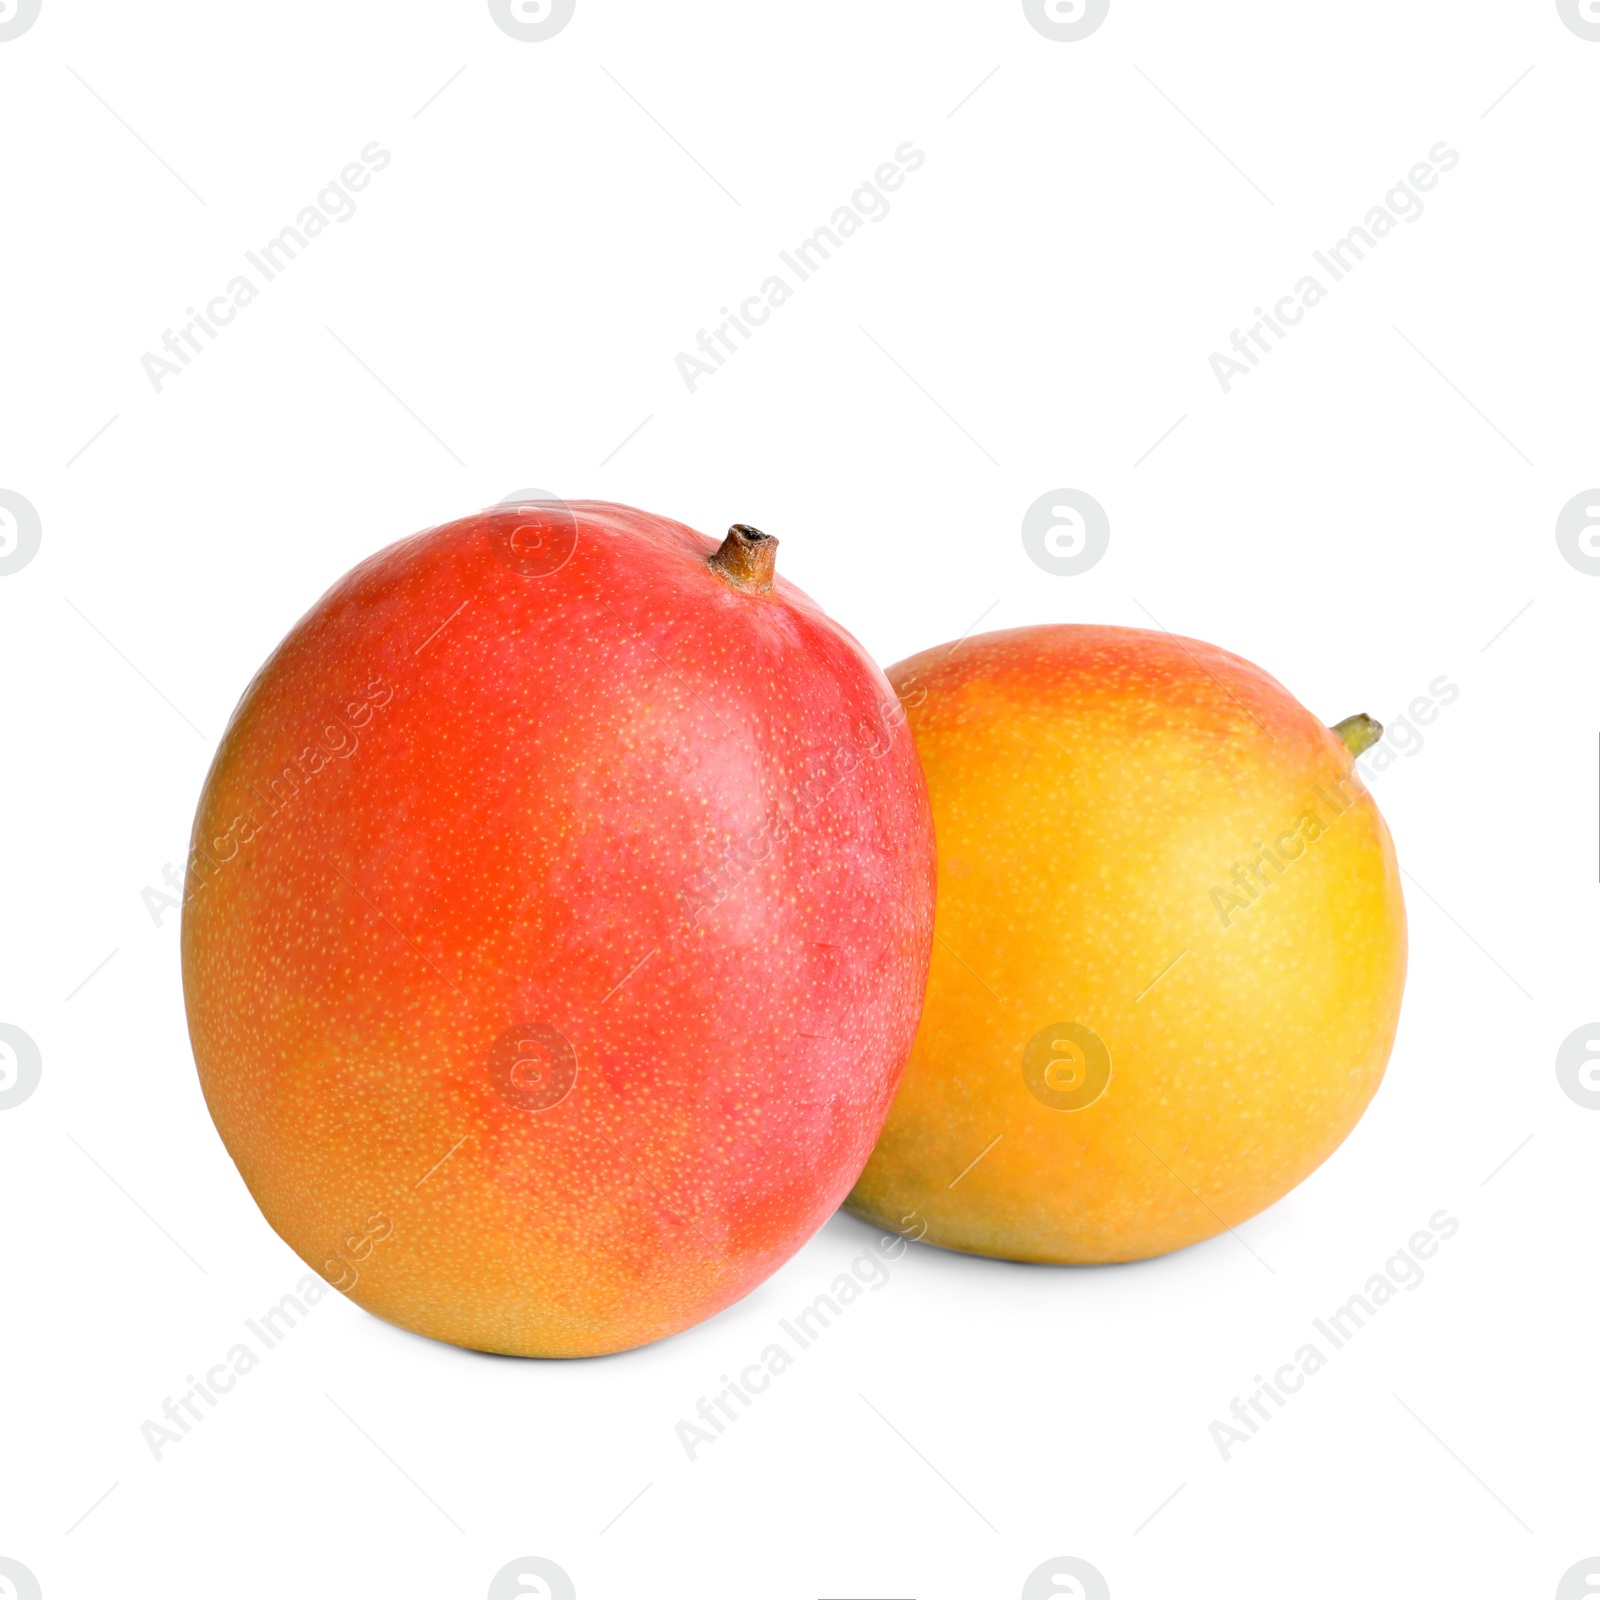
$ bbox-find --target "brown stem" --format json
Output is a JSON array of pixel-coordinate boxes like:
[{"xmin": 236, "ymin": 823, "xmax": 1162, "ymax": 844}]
[
  {"xmin": 1331, "ymin": 713, "xmax": 1382, "ymax": 758},
  {"xmin": 708, "ymin": 524, "xmax": 777, "ymax": 592}
]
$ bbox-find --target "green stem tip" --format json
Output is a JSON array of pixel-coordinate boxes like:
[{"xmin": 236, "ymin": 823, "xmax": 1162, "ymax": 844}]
[{"xmin": 1332, "ymin": 713, "xmax": 1383, "ymax": 758}]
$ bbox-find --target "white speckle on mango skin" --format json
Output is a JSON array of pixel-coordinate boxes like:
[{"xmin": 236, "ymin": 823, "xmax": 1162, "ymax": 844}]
[{"xmin": 182, "ymin": 501, "xmax": 936, "ymax": 1357}]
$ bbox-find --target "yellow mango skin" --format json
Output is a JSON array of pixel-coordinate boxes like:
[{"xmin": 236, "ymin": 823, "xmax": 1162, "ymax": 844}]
[{"xmin": 846, "ymin": 624, "xmax": 1406, "ymax": 1263}]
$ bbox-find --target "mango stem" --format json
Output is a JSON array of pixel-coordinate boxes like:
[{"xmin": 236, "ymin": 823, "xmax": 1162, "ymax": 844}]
[
  {"xmin": 709, "ymin": 524, "xmax": 777, "ymax": 592},
  {"xmin": 1332, "ymin": 713, "xmax": 1383, "ymax": 758}
]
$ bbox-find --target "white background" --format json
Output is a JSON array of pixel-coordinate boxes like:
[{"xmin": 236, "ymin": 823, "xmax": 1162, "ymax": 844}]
[{"xmin": 2, "ymin": 2, "xmax": 1597, "ymax": 1597}]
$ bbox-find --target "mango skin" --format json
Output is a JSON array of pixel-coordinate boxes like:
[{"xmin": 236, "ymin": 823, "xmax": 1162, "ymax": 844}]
[
  {"xmin": 846, "ymin": 624, "xmax": 1406, "ymax": 1264},
  {"xmin": 181, "ymin": 502, "xmax": 935, "ymax": 1357}
]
